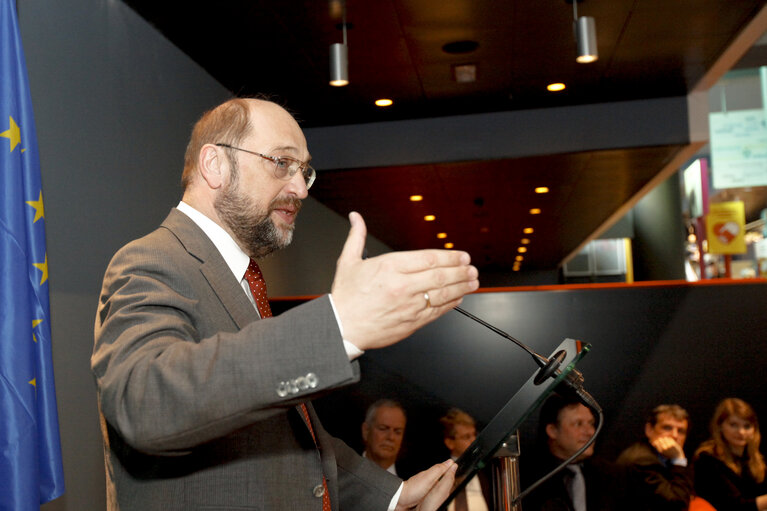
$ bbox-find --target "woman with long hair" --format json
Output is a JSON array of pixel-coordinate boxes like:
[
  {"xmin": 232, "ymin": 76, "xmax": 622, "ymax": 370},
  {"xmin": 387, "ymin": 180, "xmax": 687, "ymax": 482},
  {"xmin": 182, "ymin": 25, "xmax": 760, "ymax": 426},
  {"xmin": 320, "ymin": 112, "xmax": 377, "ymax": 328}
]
[{"xmin": 694, "ymin": 398, "xmax": 767, "ymax": 510}]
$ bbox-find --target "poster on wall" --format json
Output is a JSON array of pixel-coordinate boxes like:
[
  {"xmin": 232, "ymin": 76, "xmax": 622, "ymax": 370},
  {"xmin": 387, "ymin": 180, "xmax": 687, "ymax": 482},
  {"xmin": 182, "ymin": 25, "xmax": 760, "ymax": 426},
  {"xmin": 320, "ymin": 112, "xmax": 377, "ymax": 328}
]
[
  {"xmin": 709, "ymin": 109, "xmax": 767, "ymax": 189},
  {"xmin": 706, "ymin": 201, "xmax": 747, "ymax": 254}
]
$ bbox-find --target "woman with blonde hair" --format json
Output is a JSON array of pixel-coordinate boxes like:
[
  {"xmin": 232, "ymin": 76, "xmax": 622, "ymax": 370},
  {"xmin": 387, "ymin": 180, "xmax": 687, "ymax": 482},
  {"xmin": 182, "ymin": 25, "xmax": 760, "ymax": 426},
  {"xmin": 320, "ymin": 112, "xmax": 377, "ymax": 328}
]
[{"xmin": 694, "ymin": 398, "xmax": 767, "ymax": 510}]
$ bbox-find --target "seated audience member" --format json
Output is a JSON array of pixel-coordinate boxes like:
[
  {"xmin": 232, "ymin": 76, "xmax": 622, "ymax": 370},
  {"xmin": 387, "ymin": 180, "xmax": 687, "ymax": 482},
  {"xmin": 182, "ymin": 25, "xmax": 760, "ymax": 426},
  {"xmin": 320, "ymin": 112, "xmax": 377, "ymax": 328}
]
[
  {"xmin": 694, "ymin": 397, "xmax": 767, "ymax": 511},
  {"xmin": 522, "ymin": 393, "xmax": 622, "ymax": 511},
  {"xmin": 362, "ymin": 399, "xmax": 407, "ymax": 476},
  {"xmin": 616, "ymin": 404, "xmax": 694, "ymax": 511},
  {"xmin": 440, "ymin": 408, "xmax": 492, "ymax": 511}
]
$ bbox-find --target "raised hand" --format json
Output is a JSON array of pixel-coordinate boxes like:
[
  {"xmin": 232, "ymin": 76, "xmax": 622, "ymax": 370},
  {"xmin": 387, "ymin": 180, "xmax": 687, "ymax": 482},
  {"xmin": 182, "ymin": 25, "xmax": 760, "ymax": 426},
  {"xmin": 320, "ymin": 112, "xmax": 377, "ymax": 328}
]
[{"xmin": 331, "ymin": 212, "xmax": 479, "ymax": 351}]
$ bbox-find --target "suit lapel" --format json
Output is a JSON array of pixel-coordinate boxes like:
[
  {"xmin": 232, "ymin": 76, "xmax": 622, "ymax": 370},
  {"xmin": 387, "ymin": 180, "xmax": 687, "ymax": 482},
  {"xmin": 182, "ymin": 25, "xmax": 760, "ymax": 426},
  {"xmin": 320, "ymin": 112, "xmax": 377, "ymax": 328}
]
[{"xmin": 160, "ymin": 208, "xmax": 257, "ymax": 329}]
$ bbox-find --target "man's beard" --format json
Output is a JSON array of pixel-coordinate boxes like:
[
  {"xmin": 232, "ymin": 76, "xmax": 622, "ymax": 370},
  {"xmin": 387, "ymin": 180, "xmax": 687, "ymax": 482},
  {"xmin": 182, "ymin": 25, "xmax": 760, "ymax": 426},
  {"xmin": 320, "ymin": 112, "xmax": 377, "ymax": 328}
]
[{"xmin": 214, "ymin": 170, "xmax": 302, "ymax": 259}]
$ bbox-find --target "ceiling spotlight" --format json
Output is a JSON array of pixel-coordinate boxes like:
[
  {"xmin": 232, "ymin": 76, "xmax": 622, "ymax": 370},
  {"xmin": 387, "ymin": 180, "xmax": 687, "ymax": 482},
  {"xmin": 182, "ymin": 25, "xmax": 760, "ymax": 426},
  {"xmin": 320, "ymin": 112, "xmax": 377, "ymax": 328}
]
[
  {"xmin": 523, "ymin": 227, "xmax": 534, "ymax": 234},
  {"xmin": 444, "ymin": 242, "xmax": 455, "ymax": 249},
  {"xmin": 516, "ymin": 255, "xmax": 524, "ymax": 262},
  {"xmin": 575, "ymin": 17, "xmax": 598, "ymax": 63},
  {"xmin": 424, "ymin": 215, "xmax": 436, "ymax": 221},
  {"xmin": 329, "ymin": 2, "xmax": 349, "ymax": 86},
  {"xmin": 547, "ymin": 83, "xmax": 566, "ymax": 92},
  {"xmin": 572, "ymin": 0, "xmax": 598, "ymax": 63},
  {"xmin": 518, "ymin": 247, "xmax": 528, "ymax": 253},
  {"xmin": 375, "ymin": 98, "xmax": 393, "ymax": 107},
  {"xmin": 529, "ymin": 208, "xmax": 541, "ymax": 215},
  {"xmin": 521, "ymin": 238, "xmax": 530, "ymax": 244},
  {"xmin": 409, "ymin": 195, "xmax": 423, "ymax": 201},
  {"xmin": 329, "ymin": 43, "xmax": 348, "ymax": 86},
  {"xmin": 437, "ymin": 232, "xmax": 448, "ymax": 239},
  {"xmin": 535, "ymin": 186, "xmax": 549, "ymax": 194}
]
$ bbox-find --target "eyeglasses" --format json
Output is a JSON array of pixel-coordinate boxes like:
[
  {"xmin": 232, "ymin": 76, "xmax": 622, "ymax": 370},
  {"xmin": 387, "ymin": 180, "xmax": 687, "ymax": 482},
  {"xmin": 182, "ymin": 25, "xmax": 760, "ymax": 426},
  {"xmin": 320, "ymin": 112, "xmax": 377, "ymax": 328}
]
[{"xmin": 215, "ymin": 143, "xmax": 316, "ymax": 189}]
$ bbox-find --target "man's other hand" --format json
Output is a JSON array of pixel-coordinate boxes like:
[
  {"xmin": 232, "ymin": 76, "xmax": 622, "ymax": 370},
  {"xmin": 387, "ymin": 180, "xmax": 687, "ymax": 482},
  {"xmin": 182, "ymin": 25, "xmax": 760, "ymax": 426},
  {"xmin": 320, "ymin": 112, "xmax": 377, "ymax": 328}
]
[{"xmin": 396, "ymin": 459, "xmax": 458, "ymax": 511}]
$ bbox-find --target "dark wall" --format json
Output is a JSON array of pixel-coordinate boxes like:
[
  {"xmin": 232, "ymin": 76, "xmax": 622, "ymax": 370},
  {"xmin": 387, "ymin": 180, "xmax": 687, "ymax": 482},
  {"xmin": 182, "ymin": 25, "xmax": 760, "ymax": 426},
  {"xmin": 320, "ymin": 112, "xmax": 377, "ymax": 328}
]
[
  {"xmin": 632, "ymin": 174, "xmax": 687, "ymax": 281},
  {"xmin": 313, "ymin": 281, "xmax": 767, "ymax": 478}
]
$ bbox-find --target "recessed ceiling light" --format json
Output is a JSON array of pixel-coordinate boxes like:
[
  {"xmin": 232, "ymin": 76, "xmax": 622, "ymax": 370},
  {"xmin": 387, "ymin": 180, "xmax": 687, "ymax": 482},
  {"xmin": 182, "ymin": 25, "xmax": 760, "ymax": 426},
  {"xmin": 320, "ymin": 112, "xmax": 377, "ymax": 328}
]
[
  {"xmin": 424, "ymin": 215, "xmax": 436, "ymax": 221},
  {"xmin": 518, "ymin": 247, "xmax": 527, "ymax": 253},
  {"xmin": 516, "ymin": 255, "xmax": 524, "ymax": 262},
  {"xmin": 547, "ymin": 83, "xmax": 566, "ymax": 92},
  {"xmin": 409, "ymin": 195, "xmax": 423, "ymax": 201},
  {"xmin": 521, "ymin": 238, "xmax": 530, "ymax": 244},
  {"xmin": 437, "ymin": 232, "xmax": 447, "ymax": 239},
  {"xmin": 535, "ymin": 187, "xmax": 549, "ymax": 194},
  {"xmin": 523, "ymin": 227, "xmax": 534, "ymax": 234},
  {"xmin": 444, "ymin": 242, "xmax": 454, "ymax": 249},
  {"xmin": 375, "ymin": 98, "xmax": 393, "ymax": 107},
  {"xmin": 529, "ymin": 208, "xmax": 541, "ymax": 215}
]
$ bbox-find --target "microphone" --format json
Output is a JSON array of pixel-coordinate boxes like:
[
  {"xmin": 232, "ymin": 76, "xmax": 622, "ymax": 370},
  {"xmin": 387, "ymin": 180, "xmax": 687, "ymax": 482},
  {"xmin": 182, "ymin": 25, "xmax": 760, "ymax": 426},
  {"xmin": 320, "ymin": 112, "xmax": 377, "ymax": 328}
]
[
  {"xmin": 453, "ymin": 306, "xmax": 601, "ymax": 413},
  {"xmin": 453, "ymin": 306, "xmax": 567, "ymax": 386}
]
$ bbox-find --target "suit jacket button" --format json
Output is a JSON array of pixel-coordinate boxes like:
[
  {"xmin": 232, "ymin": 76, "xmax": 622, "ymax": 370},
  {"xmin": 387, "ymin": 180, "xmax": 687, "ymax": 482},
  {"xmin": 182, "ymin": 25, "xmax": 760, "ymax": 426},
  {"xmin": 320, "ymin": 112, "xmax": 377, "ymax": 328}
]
[{"xmin": 312, "ymin": 484, "xmax": 325, "ymax": 498}]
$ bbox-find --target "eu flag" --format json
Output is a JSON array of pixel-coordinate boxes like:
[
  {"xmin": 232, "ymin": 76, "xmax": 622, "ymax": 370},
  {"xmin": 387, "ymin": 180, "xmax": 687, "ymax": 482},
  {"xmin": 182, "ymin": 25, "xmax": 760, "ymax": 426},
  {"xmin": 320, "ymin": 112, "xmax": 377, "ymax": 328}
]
[{"xmin": 0, "ymin": 0, "xmax": 66, "ymax": 509}]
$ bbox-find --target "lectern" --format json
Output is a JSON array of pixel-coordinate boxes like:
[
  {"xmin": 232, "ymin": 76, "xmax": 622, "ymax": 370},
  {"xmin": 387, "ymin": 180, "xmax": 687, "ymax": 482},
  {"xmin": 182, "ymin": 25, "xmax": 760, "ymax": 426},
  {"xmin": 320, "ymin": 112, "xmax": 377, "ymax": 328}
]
[{"xmin": 444, "ymin": 338, "xmax": 590, "ymax": 510}]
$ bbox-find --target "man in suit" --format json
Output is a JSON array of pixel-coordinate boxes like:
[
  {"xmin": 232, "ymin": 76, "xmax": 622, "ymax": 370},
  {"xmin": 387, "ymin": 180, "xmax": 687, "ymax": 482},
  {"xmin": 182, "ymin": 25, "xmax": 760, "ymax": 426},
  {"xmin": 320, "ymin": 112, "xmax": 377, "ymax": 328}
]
[
  {"xmin": 616, "ymin": 404, "xmax": 693, "ymax": 511},
  {"xmin": 91, "ymin": 97, "xmax": 479, "ymax": 510},
  {"xmin": 522, "ymin": 393, "xmax": 623, "ymax": 511},
  {"xmin": 440, "ymin": 408, "xmax": 492, "ymax": 511},
  {"xmin": 362, "ymin": 400, "xmax": 408, "ymax": 476}
]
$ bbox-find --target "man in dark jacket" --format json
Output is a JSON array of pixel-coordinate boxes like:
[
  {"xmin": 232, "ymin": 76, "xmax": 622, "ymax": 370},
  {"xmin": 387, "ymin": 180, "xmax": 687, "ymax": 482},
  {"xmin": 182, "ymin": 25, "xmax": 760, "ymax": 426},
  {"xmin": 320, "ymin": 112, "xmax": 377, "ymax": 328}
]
[{"xmin": 616, "ymin": 404, "xmax": 694, "ymax": 511}]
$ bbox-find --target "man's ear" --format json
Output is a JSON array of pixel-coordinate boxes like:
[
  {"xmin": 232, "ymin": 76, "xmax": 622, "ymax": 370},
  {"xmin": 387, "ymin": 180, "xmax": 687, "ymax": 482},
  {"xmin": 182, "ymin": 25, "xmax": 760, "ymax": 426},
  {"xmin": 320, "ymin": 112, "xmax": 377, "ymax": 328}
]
[
  {"xmin": 444, "ymin": 437, "xmax": 455, "ymax": 452},
  {"xmin": 644, "ymin": 422, "xmax": 654, "ymax": 440},
  {"xmin": 545, "ymin": 423, "xmax": 558, "ymax": 441},
  {"xmin": 198, "ymin": 144, "xmax": 226, "ymax": 189},
  {"xmin": 361, "ymin": 423, "xmax": 369, "ymax": 444}
]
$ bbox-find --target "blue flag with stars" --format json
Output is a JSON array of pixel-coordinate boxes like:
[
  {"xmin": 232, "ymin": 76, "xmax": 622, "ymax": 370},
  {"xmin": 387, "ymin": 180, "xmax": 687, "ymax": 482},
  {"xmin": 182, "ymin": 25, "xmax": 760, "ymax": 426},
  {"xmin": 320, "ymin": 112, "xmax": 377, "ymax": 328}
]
[{"xmin": 0, "ymin": 1, "xmax": 66, "ymax": 509}]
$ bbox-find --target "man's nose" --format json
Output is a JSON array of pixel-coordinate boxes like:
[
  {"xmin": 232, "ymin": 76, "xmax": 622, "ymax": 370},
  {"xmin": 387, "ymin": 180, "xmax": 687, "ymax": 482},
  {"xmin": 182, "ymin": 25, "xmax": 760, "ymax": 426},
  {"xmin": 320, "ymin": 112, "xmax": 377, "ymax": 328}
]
[{"xmin": 285, "ymin": 171, "xmax": 309, "ymax": 199}]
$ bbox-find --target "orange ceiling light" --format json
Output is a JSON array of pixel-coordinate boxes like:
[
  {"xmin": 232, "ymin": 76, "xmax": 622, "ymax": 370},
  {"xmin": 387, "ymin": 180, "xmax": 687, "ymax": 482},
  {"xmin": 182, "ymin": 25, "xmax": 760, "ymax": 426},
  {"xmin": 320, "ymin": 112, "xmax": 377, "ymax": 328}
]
[
  {"xmin": 521, "ymin": 238, "xmax": 530, "ymax": 244},
  {"xmin": 547, "ymin": 83, "xmax": 566, "ymax": 92},
  {"xmin": 444, "ymin": 242, "xmax": 454, "ymax": 249},
  {"xmin": 517, "ymin": 247, "xmax": 527, "ymax": 253},
  {"xmin": 437, "ymin": 232, "xmax": 447, "ymax": 239},
  {"xmin": 535, "ymin": 186, "xmax": 549, "ymax": 194},
  {"xmin": 529, "ymin": 208, "xmax": 541, "ymax": 215},
  {"xmin": 409, "ymin": 195, "xmax": 423, "ymax": 201},
  {"xmin": 375, "ymin": 98, "xmax": 393, "ymax": 107},
  {"xmin": 424, "ymin": 214, "xmax": 436, "ymax": 221},
  {"xmin": 523, "ymin": 227, "xmax": 534, "ymax": 234}
]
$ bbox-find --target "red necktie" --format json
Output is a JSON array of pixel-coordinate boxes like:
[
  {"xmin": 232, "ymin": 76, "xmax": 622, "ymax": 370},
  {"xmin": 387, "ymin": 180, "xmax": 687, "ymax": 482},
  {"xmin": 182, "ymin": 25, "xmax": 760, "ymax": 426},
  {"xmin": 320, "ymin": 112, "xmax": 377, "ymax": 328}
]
[{"xmin": 244, "ymin": 259, "xmax": 331, "ymax": 510}]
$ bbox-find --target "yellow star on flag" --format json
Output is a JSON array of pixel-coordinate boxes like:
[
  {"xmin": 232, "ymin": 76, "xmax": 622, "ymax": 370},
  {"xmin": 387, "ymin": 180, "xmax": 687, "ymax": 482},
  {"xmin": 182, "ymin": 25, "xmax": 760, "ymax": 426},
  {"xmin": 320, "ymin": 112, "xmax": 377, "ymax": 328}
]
[
  {"xmin": 26, "ymin": 190, "xmax": 45, "ymax": 223},
  {"xmin": 33, "ymin": 253, "xmax": 49, "ymax": 285},
  {"xmin": 32, "ymin": 319, "xmax": 43, "ymax": 343},
  {"xmin": 1, "ymin": 115, "xmax": 21, "ymax": 152},
  {"xmin": 29, "ymin": 378, "xmax": 37, "ymax": 388}
]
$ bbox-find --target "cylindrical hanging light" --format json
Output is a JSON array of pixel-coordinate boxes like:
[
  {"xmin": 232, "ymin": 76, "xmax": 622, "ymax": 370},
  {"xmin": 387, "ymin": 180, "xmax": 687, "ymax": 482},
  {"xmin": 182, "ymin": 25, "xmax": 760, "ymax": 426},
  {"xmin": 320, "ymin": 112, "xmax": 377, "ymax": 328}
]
[
  {"xmin": 329, "ymin": 42, "xmax": 348, "ymax": 86},
  {"xmin": 575, "ymin": 16, "xmax": 598, "ymax": 63}
]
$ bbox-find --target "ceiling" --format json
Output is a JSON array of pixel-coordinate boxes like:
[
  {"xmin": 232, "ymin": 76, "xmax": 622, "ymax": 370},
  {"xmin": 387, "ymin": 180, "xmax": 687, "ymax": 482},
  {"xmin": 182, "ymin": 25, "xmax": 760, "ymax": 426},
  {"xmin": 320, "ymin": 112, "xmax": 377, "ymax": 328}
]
[{"xmin": 123, "ymin": 0, "xmax": 767, "ymax": 276}]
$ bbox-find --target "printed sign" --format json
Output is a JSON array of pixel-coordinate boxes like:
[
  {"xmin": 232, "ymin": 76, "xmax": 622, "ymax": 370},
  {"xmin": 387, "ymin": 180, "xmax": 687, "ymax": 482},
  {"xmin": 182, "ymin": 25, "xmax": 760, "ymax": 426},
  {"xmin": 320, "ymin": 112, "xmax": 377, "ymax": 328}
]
[{"xmin": 706, "ymin": 201, "xmax": 747, "ymax": 254}]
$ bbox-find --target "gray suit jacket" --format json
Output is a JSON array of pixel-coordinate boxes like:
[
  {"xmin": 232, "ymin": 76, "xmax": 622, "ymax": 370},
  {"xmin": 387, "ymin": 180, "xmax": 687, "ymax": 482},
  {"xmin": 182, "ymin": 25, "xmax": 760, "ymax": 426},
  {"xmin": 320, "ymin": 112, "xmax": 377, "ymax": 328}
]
[{"xmin": 92, "ymin": 209, "xmax": 401, "ymax": 510}]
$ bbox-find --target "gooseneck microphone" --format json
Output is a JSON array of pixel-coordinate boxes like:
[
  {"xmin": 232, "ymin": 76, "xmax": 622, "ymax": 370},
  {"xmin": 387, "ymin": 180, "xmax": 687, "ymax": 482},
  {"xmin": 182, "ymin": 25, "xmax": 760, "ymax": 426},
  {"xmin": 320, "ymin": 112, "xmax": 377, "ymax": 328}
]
[{"xmin": 453, "ymin": 306, "xmax": 568, "ymax": 386}]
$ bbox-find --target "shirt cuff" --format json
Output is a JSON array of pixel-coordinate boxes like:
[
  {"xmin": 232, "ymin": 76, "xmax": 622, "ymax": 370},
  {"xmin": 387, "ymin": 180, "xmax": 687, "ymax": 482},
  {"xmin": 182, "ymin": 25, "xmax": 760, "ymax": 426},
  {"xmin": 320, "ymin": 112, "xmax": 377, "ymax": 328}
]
[
  {"xmin": 388, "ymin": 483, "xmax": 404, "ymax": 511},
  {"xmin": 328, "ymin": 294, "xmax": 364, "ymax": 360},
  {"xmin": 671, "ymin": 457, "xmax": 688, "ymax": 467}
]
